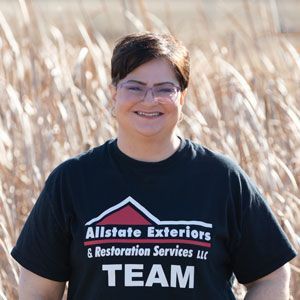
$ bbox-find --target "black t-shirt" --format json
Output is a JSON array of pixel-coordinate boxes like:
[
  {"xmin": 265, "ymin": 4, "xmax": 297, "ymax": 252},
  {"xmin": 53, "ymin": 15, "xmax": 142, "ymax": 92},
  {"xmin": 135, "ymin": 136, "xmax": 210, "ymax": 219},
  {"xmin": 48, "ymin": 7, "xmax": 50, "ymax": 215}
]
[{"xmin": 11, "ymin": 139, "xmax": 297, "ymax": 299}]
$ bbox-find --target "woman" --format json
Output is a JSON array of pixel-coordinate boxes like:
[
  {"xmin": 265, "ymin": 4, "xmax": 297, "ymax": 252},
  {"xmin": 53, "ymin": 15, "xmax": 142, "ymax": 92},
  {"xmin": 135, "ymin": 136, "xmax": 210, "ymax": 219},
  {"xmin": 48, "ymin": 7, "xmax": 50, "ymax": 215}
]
[{"xmin": 12, "ymin": 32, "xmax": 296, "ymax": 299}]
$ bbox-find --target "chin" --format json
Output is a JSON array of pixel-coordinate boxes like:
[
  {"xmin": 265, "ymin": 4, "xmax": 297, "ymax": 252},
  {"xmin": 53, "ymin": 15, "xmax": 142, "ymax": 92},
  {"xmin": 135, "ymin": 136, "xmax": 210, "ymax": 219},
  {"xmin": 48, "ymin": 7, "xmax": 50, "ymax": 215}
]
[
  {"xmin": 131, "ymin": 124, "xmax": 162, "ymax": 136},
  {"xmin": 135, "ymin": 130, "xmax": 163, "ymax": 138}
]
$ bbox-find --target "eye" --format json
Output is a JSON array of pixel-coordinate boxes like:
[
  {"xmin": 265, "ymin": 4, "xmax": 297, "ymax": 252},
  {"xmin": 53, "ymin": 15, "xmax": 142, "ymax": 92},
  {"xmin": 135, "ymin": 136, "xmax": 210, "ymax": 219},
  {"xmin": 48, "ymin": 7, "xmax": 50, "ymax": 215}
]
[
  {"xmin": 125, "ymin": 85, "xmax": 143, "ymax": 92},
  {"xmin": 157, "ymin": 86, "xmax": 176, "ymax": 94}
]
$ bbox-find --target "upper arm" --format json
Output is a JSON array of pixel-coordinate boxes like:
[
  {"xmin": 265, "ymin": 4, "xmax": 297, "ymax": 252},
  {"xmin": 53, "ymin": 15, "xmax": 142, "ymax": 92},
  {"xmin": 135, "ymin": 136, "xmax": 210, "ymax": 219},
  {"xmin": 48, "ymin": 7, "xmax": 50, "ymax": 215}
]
[
  {"xmin": 244, "ymin": 263, "xmax": 290, "ymax": 288},
  {"xmin": 19, "ymin": 266, "xmax": 66, "ymax": 300},
  {"xmin": 243, "ymin": 263, "xmax": 291, "ymax": 299}
]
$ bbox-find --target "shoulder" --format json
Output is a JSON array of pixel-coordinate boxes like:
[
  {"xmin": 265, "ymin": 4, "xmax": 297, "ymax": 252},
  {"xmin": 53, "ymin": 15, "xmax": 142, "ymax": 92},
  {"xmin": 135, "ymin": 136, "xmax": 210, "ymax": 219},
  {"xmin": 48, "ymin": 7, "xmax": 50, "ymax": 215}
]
[
  {"xmin": 45, "ymin": 139, "xmax": 114, "ymax": 187},
  {"xmin": 184, "ymin": 139, "xmax": 258, "ymax": 194},
  {"xmin": 185, "ymin": 138, "xmax": 242, "ymax": 172}
]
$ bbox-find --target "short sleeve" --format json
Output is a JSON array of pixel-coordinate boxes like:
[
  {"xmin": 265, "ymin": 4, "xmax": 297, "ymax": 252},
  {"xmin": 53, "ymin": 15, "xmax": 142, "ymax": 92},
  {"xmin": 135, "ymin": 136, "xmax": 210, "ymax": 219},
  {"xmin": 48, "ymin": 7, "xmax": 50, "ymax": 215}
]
[
  {"xmin": 11, "ymin": 168, "xmax": 72, "ymax": 282},
  {"xmin": 230, "ymin": 168, "xmax": 297, "ymax": 284}
]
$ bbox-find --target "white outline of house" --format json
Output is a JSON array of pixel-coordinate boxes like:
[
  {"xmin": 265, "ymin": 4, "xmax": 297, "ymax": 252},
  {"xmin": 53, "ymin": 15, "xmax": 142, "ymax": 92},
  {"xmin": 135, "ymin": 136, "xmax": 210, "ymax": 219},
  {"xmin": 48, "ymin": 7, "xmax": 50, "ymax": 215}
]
[{"xmin": 85, "ymin": 196, "xmax": 213, "ymax": 228}]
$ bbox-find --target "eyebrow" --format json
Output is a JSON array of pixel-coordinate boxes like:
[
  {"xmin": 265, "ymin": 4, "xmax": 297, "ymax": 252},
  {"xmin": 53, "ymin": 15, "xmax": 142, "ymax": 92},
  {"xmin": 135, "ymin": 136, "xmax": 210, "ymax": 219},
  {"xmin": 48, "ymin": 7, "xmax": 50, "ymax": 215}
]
[{"xmin": 125, "ymin": 80, "xmax": 177, "ymax": 86}]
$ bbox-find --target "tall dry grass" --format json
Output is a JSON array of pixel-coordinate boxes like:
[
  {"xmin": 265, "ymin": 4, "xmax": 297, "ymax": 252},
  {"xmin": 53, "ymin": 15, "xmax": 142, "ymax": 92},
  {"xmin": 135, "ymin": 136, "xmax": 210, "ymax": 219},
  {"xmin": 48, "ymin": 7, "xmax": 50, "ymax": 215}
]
[{"xmin": 0, "ymin": 0, "xmax": 299, "ymax": 299}]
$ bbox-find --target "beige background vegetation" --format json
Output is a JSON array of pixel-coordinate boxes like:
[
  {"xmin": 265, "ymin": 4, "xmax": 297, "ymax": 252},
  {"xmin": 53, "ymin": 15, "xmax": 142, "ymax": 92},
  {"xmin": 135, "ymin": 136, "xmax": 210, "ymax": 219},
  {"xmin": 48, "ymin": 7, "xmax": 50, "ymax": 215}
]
[{"xmin": 0, "ymin": 0, "xmax": 299, "ymax": 299}]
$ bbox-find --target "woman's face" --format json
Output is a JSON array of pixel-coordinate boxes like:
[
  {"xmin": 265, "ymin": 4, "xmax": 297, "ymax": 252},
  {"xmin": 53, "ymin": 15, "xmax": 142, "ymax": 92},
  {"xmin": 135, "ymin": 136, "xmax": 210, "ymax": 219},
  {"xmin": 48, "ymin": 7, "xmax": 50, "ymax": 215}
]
[{"xmin": 111, "ymin": 58, "xmax": 186, "ymax": 143}]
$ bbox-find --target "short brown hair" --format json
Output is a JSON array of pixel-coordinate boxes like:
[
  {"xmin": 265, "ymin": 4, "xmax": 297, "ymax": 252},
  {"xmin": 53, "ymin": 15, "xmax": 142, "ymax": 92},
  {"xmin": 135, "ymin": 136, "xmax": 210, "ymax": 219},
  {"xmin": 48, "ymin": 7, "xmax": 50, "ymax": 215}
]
[{"xmin": 111, "ymin": 32, "xmax": 190, "ymax": 90}]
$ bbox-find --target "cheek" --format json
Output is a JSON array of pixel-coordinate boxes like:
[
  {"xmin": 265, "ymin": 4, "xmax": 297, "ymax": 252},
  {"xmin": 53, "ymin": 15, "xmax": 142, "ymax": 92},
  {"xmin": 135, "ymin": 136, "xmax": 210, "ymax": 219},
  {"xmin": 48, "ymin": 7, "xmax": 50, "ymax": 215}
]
[
  {"xmin": 114, "ymin": 93, "xmax": 136, "ymax": 109},
  {"xmin": 167, "ymin": 102, "xmax": 182, "ymax": 115},
  {"xmin": 114, "ymin": 98, "xmax": 134, "ymax": 120},
  {"xmin": 114, "ymin": 96, "xmax": 126, "ymax": 111}
]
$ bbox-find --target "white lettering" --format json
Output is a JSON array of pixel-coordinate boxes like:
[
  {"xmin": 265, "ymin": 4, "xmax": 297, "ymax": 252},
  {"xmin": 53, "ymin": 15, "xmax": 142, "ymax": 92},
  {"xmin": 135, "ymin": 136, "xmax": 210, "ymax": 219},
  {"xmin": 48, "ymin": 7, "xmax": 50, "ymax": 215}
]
[
  {"xmin": 124, "ymin": 264, "xmax": 144, "ymax": 286},
  {"xmin": 147, "ymin": 226, "xmax": 155, "ymax": 237},
  {"xmin": 102, "ymin": 264, "xmax": 122, "ymax": 286},
  {"xmin": 196, "ymin": 250, "xmax": 208, "ymax": 260},
  {"xmin": 170, "ymin": 265, "xmax": 194, "ymax": 289},
  {"xmin": 87, "ymin": 248, "xmax": 93, "ymax": 258},
  {"xmin": 145, "ymin": 264, "xmax": 169, "ymax": 287},
  {"xmin": 102, "ymin": 264, "xmax": 195, "ymax": 288},
  {"xmin": 205, "ymin": 232, "xmax": 211, "ymax": 241},
  {"xmin": 85, "ymin": 227, "xmax": 94, "ymax": 239}
]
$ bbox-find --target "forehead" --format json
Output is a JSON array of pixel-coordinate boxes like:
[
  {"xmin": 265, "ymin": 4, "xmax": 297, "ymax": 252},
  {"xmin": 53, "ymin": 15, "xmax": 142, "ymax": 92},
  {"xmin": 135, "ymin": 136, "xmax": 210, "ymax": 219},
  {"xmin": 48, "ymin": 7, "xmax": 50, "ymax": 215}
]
[{"xmin": 123, "ymin": 58, "xmax": 178, "ymax": 84}]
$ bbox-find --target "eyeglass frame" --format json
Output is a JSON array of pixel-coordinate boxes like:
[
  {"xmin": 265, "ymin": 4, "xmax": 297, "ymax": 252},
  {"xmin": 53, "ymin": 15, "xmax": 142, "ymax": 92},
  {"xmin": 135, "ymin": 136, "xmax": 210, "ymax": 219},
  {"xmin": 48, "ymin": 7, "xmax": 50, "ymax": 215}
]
[{"xmin": 116, "ymin": 80, "xmax": 182, "ymax": 102}]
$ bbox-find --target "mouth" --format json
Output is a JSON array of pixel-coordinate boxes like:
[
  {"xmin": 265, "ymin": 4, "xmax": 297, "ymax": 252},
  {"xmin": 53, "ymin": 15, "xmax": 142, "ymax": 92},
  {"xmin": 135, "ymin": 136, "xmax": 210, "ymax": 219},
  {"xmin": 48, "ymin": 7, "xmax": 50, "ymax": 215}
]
[{"xmin": 134, "ymin": 111, "xmax": 164, "ymax": 118}]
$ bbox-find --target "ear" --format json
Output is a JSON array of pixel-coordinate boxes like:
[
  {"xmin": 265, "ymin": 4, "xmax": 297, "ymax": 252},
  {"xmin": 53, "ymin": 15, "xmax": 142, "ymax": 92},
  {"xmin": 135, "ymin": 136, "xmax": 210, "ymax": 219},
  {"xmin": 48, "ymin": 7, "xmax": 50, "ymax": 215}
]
[
  {"xmin": 179, "ymin": 88, "xmax": 187, "ymax": 105},
  {"xmin": 109, "ymin": 84, "xmax": 117, "ymax": 103}
]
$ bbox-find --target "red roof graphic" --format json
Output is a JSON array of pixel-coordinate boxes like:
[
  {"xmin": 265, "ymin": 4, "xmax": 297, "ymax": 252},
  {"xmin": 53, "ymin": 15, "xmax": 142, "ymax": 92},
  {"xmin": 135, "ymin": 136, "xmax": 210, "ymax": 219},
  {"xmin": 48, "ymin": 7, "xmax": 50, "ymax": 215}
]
[{"xmin": 97, "ymin": 204, "xmax": 152, "ymax": 225}]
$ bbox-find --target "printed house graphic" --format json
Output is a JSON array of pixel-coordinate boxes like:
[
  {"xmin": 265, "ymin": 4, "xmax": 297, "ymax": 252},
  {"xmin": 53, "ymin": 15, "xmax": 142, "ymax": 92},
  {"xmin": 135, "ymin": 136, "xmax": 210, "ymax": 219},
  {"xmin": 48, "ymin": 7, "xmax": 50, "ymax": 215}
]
[
  {"xmin": 85, "ymin": 196, "xmax": 213, "ymax": 228},
  {"xmin": 94, "ymin": 200, "xmax": 153, "ymax": 226}
]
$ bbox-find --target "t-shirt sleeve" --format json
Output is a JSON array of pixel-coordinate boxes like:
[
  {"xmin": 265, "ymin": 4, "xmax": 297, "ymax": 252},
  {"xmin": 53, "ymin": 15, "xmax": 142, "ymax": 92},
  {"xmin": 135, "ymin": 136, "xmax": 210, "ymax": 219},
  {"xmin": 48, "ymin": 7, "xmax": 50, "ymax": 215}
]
[
  {"xmin": 229, "ymin": 166, "xmax": 297, "ymax": 284},
  {"xmin": 11, "ymin": 167, "xmax": 71, "ymax": 282}
]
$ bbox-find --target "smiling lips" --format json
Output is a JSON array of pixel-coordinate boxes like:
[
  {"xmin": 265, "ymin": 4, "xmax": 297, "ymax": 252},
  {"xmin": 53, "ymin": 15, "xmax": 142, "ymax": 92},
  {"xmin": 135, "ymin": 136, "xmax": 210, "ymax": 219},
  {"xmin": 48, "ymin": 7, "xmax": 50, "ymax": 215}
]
[{"xmin": 135, "ymin": 111, "xmax": 164, "ymax": 118}]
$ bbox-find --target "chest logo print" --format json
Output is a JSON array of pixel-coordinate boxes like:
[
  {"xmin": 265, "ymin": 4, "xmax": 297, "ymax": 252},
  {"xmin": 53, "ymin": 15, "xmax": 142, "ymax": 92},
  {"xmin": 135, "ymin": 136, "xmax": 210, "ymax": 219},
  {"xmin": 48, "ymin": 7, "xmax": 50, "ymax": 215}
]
[{"xmin": 84, "ymin": 196, "xmax": 213, "ymax": 288}]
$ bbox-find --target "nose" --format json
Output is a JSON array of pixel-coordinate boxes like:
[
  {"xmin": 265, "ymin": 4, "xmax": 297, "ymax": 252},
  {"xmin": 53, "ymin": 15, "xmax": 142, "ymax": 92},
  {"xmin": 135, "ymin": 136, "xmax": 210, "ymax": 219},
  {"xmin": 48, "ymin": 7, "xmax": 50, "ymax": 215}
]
[{"xmin": 142, "ymin": 88, "xmax": 157, "ymax": 103}]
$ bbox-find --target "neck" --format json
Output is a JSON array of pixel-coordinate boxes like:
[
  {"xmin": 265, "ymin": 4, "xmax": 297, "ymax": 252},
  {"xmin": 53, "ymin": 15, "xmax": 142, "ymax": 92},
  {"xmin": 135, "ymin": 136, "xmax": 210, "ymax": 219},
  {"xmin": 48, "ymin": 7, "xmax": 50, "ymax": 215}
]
[{"xmin": 116, "ymin": 133, "xmax": 181, "ymax": 162}]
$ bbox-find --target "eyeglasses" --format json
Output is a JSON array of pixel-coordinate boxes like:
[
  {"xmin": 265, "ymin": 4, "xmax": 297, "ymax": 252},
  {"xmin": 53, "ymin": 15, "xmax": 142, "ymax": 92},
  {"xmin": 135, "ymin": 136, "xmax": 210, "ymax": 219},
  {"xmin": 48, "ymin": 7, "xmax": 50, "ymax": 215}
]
[{"xmin": 117, "ymin": 81, "xmax": 181, "ymax": 102}]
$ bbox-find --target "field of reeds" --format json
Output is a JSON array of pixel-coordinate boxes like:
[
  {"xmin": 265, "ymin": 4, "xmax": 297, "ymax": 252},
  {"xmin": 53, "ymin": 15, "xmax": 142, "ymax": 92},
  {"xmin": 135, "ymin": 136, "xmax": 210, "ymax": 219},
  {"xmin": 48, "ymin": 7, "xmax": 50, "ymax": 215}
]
[{"xmin": 0, "ymin": 0, "xmax": 299, "ymax": 299}]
